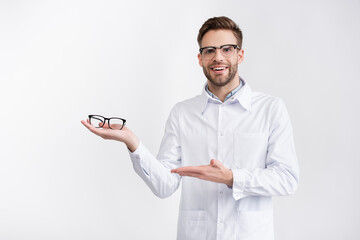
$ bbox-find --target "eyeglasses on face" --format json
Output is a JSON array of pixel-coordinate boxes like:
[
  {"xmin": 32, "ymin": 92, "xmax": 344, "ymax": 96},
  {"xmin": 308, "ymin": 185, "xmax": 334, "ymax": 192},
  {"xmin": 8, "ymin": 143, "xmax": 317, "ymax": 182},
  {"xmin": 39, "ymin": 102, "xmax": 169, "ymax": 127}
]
[
  {"xmin": 199, "ymin": 44, "xmax": 240, "ymax": 60},
  {"xmin": 88, "ymin": 115, "xmax": 126, "ymax": 130}
]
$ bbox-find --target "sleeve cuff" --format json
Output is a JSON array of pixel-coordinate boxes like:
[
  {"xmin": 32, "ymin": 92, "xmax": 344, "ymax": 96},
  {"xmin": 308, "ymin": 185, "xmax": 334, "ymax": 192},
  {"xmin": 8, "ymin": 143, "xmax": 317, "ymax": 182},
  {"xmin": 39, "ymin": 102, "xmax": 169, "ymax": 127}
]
[
  {"xmin": 231, "ymin": 168, "xmax": 249, "ymax": 200},
  {"xmin": 128, "ymin": 142, "xmax": 151, "ymax": 177}
]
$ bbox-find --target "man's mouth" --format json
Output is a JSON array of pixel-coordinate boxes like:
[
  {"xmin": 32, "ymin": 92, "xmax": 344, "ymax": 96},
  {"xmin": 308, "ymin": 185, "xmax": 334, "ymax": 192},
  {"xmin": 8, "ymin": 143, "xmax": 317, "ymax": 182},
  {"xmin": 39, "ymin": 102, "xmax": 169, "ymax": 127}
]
[{"xmin": 210, "ymin": 66, "xmax": 228, "ymax": 72}]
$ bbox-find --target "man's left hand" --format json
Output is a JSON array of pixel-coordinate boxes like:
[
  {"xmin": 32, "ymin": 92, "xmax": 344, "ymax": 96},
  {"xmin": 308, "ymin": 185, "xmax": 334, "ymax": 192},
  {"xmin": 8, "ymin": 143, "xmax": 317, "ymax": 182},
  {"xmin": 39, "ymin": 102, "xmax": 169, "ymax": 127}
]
[{"xmin": 171, "ymin": 159, "xmax": 233, "ymax": 186}]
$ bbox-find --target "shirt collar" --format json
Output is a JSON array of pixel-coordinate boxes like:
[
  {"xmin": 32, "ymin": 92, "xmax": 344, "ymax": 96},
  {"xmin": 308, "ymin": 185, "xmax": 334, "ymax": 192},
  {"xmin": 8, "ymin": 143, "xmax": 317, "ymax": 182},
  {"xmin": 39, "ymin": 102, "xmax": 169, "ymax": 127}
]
[
  {"xmin": 205, "ymin": 80, "xmax": 243, "ymax": 102},
  {"xmin": 199, "ymin": 77, "xmax": 252, "ymax": 113}
]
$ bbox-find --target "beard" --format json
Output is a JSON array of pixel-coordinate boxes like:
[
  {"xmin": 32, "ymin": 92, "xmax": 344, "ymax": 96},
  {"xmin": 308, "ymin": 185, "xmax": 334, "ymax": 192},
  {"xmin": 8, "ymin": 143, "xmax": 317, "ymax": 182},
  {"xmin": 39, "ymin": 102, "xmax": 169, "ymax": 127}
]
[{"xmin": 202, "ymin": 62, "xmax": 238, "ymax": 87}]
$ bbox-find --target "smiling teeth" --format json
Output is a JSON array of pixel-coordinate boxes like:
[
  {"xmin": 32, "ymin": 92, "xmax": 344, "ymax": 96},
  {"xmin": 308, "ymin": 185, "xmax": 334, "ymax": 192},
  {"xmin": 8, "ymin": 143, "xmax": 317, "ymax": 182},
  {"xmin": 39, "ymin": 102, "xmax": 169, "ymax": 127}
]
[{"xmin": 213, "ymin": 67, "xmax": 225, "ymax": 70}]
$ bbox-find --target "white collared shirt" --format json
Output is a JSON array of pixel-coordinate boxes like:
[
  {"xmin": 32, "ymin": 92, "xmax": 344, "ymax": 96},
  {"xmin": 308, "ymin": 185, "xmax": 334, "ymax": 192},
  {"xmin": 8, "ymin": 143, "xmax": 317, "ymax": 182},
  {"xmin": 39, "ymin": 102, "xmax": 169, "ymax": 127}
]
[{"xmin": 129, "ymin": 80, "xmax": 299, "ymax": 240}]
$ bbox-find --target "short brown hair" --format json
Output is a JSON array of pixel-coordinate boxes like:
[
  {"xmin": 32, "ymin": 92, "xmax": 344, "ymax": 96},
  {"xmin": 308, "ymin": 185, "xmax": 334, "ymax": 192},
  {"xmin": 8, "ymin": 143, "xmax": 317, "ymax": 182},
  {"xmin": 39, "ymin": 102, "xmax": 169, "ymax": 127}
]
[{"xmin": 197, "ymin": 16, "xmax": 243, "ymax": 49}]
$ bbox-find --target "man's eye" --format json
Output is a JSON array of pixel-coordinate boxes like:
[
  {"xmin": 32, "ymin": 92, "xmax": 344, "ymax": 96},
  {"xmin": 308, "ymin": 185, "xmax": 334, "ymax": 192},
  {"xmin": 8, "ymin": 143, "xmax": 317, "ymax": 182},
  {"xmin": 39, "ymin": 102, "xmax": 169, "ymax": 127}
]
[
  {"xmin": 204, "ymin": 48, "xmax": 215, "ymax": 54},
  {"xmin": 222, "ymin": 47, "xmax": 232, "ymax": 52}
]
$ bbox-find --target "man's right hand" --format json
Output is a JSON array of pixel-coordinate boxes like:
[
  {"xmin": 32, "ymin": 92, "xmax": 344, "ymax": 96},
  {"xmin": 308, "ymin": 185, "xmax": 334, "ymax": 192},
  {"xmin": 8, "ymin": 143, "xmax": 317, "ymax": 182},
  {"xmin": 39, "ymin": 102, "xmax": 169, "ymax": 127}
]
[{"xmin": 81, "ymin": 119, "xmax": 139, "ymax": 152}]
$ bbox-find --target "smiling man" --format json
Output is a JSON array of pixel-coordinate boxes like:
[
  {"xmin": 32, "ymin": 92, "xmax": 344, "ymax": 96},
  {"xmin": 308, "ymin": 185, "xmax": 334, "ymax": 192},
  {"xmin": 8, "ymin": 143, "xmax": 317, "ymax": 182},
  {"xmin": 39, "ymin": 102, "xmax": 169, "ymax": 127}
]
[
  {"xmin": 199, "ymin": 29, "xmax": 243, "ymax": 91},
  {"xmin": 82, "ymin": 16, "xmax": 299, "ymax": 240}
]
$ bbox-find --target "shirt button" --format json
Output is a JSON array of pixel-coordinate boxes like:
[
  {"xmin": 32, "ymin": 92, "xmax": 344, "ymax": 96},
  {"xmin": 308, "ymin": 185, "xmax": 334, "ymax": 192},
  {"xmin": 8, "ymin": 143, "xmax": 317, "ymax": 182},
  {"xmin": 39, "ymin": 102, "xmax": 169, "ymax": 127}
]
[{"xmin": 219, "ymin": 191, "xmax": 223, "ymax": 194}]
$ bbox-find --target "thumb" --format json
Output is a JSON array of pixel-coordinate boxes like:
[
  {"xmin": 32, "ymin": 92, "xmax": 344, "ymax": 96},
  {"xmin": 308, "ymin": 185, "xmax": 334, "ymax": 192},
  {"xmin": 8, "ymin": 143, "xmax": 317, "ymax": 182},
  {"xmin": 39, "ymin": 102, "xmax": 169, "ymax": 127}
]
[
  {"xmin": 210, "ymin": 159, "xmax": 217, "ymax": 166},
  {"xmin": 210, "ymin": 159, "xmax": 224, "ymax": 168}
]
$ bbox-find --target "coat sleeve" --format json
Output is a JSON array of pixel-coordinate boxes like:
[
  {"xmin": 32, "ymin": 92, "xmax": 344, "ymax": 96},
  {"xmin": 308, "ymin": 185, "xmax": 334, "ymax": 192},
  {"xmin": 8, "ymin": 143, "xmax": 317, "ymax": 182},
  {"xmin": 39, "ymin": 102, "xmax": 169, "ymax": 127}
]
[{"xmin": 129, "ymin": 105, "xmax": 182, "ymax": 199}]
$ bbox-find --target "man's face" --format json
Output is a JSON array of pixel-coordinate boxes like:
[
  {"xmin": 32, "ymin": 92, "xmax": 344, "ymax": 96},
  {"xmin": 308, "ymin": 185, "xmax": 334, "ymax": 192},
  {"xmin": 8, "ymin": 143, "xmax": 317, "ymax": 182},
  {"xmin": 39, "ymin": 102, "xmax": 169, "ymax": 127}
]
[{"xmin": 198, "ymin": 30, "xmax": 244, "ymax": 88}]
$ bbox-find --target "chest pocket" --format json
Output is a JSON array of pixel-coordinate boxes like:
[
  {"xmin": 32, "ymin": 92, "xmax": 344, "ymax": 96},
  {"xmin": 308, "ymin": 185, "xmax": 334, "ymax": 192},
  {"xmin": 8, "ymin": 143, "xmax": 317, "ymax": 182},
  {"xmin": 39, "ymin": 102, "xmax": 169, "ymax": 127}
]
[{"xmin": 232, "ymin": 133, "xmax": 268, "ymax": 169}]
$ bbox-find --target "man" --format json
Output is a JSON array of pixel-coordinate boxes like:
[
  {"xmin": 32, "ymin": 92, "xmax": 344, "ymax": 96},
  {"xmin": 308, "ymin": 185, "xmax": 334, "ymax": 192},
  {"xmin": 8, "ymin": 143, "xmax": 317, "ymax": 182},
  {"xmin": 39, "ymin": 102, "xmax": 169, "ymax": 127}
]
[{"xmin": 81, "ymin": 16, "xmax": 299, "ymax": 240}]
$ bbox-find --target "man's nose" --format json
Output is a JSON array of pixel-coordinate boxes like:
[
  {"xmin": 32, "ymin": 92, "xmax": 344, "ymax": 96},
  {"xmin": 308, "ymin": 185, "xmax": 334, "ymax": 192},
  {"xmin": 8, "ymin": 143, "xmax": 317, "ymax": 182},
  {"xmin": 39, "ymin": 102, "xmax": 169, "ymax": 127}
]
[{"xmin": 213, "ymin": 48, "xmax": 224, "ymax": 61}]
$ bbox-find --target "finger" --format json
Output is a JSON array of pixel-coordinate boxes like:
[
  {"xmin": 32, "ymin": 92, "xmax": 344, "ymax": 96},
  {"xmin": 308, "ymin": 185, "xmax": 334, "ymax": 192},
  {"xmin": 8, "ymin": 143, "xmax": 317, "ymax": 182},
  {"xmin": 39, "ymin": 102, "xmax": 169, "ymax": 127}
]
[
  {"xmin": 110, "ymin": 124, "xmax": 124, "ymax": 130},
  {"xmin": 177, "ymin": 172, "xmax": 217, "ymax": 183},
  {"xmin": 171, "ymin": 166, "xmax": 199, "ymax": 173},
  {"xmin": 82, "ymin": 120, "xmax": 105, "ymax": 135},
  {"xmin": 102, "ymin": 122, "xmax": 110, "ymax": 129},
  {"xmin": 173, "ymin": 164, "xmax": 209, "ymax": 171},
  {"xmin": 178, "ymin": 172, "xmax": 204, "ymax": 178},
  {"xmin": 210, "ymin": 159, "xmax": 224, "ymax": 168},
  {"xmin": 83, "ymin": 122, "xmax": 103, "ymax": 136},
  {"xmin": 172, "ymin": 166, "xmax": 207, "ymax": 175},
  {"xmin": 81, "ymin": 120, "xmax": 94, "ymax": 130}
]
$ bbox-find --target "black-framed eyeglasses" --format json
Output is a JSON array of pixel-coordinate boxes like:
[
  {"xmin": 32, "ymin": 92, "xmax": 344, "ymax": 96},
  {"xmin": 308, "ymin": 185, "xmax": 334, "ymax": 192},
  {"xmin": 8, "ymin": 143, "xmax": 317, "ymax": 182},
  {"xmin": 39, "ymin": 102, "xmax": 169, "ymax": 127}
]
[
  {"xmin": 88, "ymin": 115, "xmax": 126, "ymax": 130},
  {"xmin": 199, "ymin": 44, "xmax": 240, "ymax": 60}
]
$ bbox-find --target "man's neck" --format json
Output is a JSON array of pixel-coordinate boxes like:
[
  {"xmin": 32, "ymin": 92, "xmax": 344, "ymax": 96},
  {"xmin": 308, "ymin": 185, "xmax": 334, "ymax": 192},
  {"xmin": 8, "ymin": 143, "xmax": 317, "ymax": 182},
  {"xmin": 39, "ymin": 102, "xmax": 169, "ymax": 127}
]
[{"xmin": 207, "ymin": 77, "xmax": 241, "ymax": 102}]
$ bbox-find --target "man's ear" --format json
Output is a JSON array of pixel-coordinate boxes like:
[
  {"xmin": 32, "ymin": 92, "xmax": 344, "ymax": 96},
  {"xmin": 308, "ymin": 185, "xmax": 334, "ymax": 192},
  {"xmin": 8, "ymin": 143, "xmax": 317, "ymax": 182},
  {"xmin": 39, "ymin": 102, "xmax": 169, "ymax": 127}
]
[
  {"xmin": 238, "ymin": 49, "xmax": 244, "ymax": 64},
  {"xmin": 198, "ymin": 53, "xmax": 203, "ymax": 67}
]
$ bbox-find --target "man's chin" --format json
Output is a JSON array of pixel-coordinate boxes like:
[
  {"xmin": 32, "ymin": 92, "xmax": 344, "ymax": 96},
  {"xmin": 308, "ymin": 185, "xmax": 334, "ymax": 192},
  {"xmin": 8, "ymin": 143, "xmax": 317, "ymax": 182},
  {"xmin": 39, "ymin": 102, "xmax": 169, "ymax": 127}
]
[{"xmin": 209, "ymin": 77, "xmax": 231, "ymax": 87}]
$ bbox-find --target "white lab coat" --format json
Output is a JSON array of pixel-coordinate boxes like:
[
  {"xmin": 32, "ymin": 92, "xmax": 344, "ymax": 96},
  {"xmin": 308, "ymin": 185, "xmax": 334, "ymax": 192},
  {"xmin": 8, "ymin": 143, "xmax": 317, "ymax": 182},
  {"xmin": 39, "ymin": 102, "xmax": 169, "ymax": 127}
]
[{"xmin": 129, "ymin": 80, "xmax": 299, "ymax": 240}]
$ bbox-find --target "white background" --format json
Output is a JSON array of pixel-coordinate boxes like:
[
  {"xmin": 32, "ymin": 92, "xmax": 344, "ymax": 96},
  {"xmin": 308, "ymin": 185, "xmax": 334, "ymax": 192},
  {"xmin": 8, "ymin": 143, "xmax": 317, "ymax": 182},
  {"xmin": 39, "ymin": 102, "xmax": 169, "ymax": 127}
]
[{"xmin": 1, "ymin": 0, "xmax": 359, "ymax": 239}]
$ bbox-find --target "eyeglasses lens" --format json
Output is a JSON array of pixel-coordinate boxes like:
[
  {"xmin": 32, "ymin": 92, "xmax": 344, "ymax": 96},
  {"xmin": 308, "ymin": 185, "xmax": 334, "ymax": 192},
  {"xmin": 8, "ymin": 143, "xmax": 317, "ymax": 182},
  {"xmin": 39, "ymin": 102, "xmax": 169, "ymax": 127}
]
[
  {"xmin": 220, "ymin": 46, "xmax": 234, "ymax": 56},
  {"xmin": 90, "ymin": 116, "xmax": 105, "ymax": 128},
  {"xmin": 108, "ymin": 118, "xmax": 125, "ymax": 130}
]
